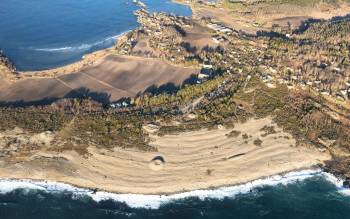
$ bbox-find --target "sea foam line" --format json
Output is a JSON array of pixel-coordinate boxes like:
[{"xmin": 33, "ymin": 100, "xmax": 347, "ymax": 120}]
[
  {"xmin": 0, "ymin": 169, "xmax": 347, "ymax": 209},
  {"xmin": 322, "ymin": 172, "xmax": 350, "ymax": 196},
  {"xmin": 31, "ymin": 31, "xmax": 132, "ymax": 52}
]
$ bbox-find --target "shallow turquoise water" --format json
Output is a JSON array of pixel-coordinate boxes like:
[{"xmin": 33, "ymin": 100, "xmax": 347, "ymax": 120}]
[
  {"xmin": 0, "ymin": 174, "xmax": 350, "ymax": 219},
  {"xmin": 0, "ymin": 0, "xmax": 191, "ymax": 70}
]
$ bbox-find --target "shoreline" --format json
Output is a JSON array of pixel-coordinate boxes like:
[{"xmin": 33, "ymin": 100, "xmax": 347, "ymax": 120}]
[
  {"xmin": 0, "ymin": 168, "xmax": 348, "ymax": 209},
  {"xmin": 0, "ymin": 118, "xmax": 332, "ymax": 197},
  {"xmin": 0, "ymin": 1, "xmax": 349, "ymax": 207},
  {"xmin": 14, "ymin": 30, "xmax": 132, "ymax": 79},
  {"xmin": 0, "ymin": 31, "xmax": 134, "ymax": 81},
  {"xmin": 0, "ymin": 166, "xmax": 323, "ymax": 196},
  {"xmin": 1, "ymin": 0, "xmax": 194, "ymax": 78}
]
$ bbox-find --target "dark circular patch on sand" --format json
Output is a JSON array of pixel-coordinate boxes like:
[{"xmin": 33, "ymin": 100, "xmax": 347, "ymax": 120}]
[{"xmin": 149, "ymin": 155, "xmax": 165, "ymax": 171}]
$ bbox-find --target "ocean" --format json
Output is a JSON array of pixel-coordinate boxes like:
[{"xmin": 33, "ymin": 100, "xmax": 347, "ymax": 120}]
[
  {"xmin": 0, "ymin": 170, "xmax": 350, "ymax": 219},
  {"xmin": 0, "ymin": 0, "xmax": 191, "ymax": 71},
  {"xmin": 1, "ymin": 1, "xmax": 350, "ymax": 219}
]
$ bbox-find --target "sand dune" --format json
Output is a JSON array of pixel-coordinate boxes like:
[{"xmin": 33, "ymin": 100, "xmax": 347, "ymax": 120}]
[
  {"xmin": 0, "ymin": 78, "xmax": 71, "ymax": 103},
  {"xmin": 0, "ymin": 79, "xmax": 10, "ymax": 90},
  {"xmin": 82, "ymin": 55, "xmax": 198, "ymax": 95},
  {"xmin": 0, "ymin": 55, "xmax": 198, "ymax": 105},
  {"xmin": 182, "ymin": 24, "xmax": 218, "ymax": 51},
  {"xmin": 58, "ymin": 72, "xmax": 134, "ymax": 101},
  {"xmin": 0, "ymin": 117, "xmax": 330, "ymax": 194}
]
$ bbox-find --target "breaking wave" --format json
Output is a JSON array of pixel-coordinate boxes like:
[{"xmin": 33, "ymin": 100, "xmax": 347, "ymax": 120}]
[
  {"xmin": 31, "ymin": 32, "xmax": 130, "ymax": 52},
  {"xmin": 0, "ymin": 169, "xmax": 348, "ymax": 209}
]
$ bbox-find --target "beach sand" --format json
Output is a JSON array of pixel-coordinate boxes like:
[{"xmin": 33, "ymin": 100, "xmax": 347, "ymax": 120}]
[
  {"xmin": 0, "ymin": 0, "xmax": 340, "ymax": 195},
  {"xmin": 0, "ymin": 117, "xmax": 330, "ymax": 195}
]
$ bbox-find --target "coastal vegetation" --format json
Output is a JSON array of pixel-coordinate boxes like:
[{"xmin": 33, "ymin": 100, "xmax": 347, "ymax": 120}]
[{"xmin": 0, "ymin": 1, "xmax": 350, "ymax": 183}]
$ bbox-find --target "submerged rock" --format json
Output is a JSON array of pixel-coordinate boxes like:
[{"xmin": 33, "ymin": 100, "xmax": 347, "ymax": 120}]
[{"xmin": 343, "ymin": 178, "xmax": 350, "ymax": 188}]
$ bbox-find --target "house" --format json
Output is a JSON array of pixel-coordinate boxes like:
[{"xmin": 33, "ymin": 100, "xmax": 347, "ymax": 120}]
[
  {"xmin": 336, "ymin": 93, "xmax": 345, "ymax": 101},
  {"xmin": 198, "ymin": 73, "xmax": 209, "ymax": 79},
  {"xmin": 306, "ymin": 81, "xmax": 313, "ymax": 86},
  {"xmin": 207, "ymin": 23, "xmax": 233, "ymax": 34},
  {"xmin": 212, "ymin": 35, "xmax": 227, "ymax": 43},
  {"xmin": 340, "ymin": 89, "xmax": 347, "ymax": 96},
  {"xmin": 321, "ymin": 90, "xmax": 330, "ymax": 96},
  {"xmin": 202, "ymin": 64, "xmax": 213, "ymax": 69}
]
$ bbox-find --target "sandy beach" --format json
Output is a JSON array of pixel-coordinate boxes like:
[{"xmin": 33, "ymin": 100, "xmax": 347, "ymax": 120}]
[
  {"xmin": 0, "ymin": 0, "xmax": 346, "ymax": 197},
  {"xmin": 0, "ymin": 117, "xmax": 330, "ymax": 195}
]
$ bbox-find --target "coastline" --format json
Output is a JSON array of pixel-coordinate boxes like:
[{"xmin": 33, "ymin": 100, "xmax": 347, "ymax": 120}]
[
  {"xmin": 0, "ymin": 0, "xmax": 194, "ymax": 79},
  {"xmin": 1, "ymin": 0, "xmax": 194, "ymax": 79},
  {"xmin": 0, "ymin": 1, "xmax": 349, "ymax": 209},
  {"xmin": 13, "ymin": 31, "xmax": 132, "ymax": 79},
  {"xmin": 0, "ymin": 169, "xmax": 347, "ymax": 209},
  {"xmin": 0, "ymin": 167, "xmax": 324, "ymax": 196},
  {"xmin": 0, "ymin": 118, "xmax": 331, "ymax": 197}
]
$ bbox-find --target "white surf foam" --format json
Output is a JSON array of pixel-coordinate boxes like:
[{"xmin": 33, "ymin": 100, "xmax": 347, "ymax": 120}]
[
  {"xmin": 0, "ymin": 169, "xmax": 324, "ymax": 209},
  {"xmin": 32, "ymin": 31, "xmax": 131, "ymax": 52},
  {"xmin": 88, "ymin": 169, "xmax": 323, "ymax": 209},
  {"xmin": 0, "ymin": 179, "xmax": 89, "ymax": 194},
  {"xmin": 322, "ymin": 172, "xmax": 350, "ymax": 196},
  {"xmin": 34, "ymin": 45, "xmax": 90, "ymax": 52}
]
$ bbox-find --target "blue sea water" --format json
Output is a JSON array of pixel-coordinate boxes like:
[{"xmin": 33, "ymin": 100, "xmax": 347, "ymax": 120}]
[
  {"xmin": 0, "ymin": 171, "xmax": 350, "ymax": 219},
  {"xmin": 1, "ymin": 2, "xmax": 350, "ymax": 218},
  {"xmin": 0, "ymin": 0, "xmax": 191, "ymax": 71}
]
